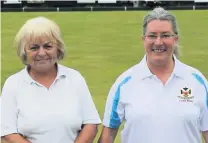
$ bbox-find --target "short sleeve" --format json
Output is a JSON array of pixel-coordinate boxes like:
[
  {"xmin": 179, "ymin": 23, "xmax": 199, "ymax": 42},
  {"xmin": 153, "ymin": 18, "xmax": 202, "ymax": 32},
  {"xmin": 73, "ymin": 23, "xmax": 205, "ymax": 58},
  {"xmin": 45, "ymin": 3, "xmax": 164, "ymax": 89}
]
[
  {"xmin": 103, "ymin": 76, "xmax": 131, "ymax": 129},
  {"xmin": 78, "ymin": 76, "xmax": 101, "ymax": 125},
  {"xmin": 200, "ymin": 76, "xmax": 208, "ymax": 131},
  {"xmin": 1, "ymin": 77, "xmax": 18, "ymax": 136},
  {"xmin": 201, "ymin": 105, "xmax": 208, "ymax": 131}
]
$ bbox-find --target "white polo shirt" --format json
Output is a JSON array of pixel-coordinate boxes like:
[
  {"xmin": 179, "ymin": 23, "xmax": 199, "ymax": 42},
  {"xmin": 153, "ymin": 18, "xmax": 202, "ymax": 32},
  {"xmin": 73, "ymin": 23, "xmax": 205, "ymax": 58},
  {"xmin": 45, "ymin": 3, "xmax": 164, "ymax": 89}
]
[
  {"xmin": 1, "ymin": 64, "xmax": 101, "ymax": 143},
  {"xmin": 103, "ymin": 55, "xmax": 208, "ymax": 143}
]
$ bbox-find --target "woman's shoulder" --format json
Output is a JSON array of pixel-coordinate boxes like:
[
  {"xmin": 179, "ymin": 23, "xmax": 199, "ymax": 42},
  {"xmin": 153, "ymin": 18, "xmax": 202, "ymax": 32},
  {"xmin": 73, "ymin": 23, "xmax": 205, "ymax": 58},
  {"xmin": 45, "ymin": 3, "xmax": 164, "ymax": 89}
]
[
  {"xmin": 2, "ymin": 68, "xmax": 26, "ymax": 91},
  {"xmin": 58, "ymin": 64, "xmax": 85, "ymax": 80}
]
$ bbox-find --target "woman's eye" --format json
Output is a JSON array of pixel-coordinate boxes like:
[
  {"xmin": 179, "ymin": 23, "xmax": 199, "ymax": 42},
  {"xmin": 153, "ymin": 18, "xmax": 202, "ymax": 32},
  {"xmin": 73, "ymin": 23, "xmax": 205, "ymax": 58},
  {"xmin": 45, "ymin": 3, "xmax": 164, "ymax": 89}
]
[
  {"xmin": 30, "ymin": 45, "xmax": 39, "ymax": 51},
  {"xmin": 44, "ymin": 45, "xmax": 52, "ymax": 49}
]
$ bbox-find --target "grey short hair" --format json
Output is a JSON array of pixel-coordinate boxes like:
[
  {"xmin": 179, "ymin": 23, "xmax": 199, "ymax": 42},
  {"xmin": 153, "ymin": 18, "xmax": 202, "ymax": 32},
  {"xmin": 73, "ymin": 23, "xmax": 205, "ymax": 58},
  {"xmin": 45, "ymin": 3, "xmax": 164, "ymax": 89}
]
[
  {"xmin": 14, "ymin": 16, "xmax": 65, "ymax": 65},
  {"xmin": 143, "ymin": 7, "xmax": 180, "ymax": 58}
]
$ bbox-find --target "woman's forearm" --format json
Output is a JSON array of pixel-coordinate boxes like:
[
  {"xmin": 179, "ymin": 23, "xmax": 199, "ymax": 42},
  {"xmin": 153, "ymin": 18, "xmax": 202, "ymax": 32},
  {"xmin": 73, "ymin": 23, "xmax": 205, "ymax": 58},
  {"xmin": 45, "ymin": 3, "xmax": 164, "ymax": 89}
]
[
  {"xmin": 75, "ymin": 124, "xmax": 98, "ymax": 143},
  {"xmin": 2, "ymin": 134, "xmax": 31, "ymax": 143},
  {"xmin": 98, "ymin": 126, "xmax": 118, "ymax": 143},
  {"xmin": 203, "ymin": 131, "xmax": 208, "ymax": 143}
]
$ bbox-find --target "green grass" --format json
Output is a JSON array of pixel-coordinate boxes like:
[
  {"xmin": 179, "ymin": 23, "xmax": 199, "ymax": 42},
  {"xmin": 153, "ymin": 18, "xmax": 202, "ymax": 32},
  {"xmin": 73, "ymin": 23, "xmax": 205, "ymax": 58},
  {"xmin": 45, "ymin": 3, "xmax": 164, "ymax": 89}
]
[{"xmin": 1, "ymin": 10, "xmax": 208, "ymax": 143}]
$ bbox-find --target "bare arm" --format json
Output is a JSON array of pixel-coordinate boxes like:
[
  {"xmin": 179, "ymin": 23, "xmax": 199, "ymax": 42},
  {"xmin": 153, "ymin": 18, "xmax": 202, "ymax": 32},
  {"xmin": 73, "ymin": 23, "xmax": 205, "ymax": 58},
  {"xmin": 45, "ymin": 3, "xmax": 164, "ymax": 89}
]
[
  {"xmin": 1, "ymin": 134, "xmax": 31, "ymax": 143},
  {"xmin": 74, "ymin": 124, "xmax": 98, "ymax": 143},
  {"xmin": 203, "ymin": 131, "xmax": 208, "ymax": 143},
  {"xmin": 98, "ymin": 126, "xmax": 119, "ymax": 143}
]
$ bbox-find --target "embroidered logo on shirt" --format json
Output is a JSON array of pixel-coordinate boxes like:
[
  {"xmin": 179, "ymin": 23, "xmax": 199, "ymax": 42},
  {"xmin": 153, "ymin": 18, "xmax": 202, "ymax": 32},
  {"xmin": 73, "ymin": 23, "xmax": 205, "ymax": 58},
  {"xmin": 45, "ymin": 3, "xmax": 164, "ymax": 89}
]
[{"xmin": 178, "ymin": 87, "xmax": 194, "ymax": 102}]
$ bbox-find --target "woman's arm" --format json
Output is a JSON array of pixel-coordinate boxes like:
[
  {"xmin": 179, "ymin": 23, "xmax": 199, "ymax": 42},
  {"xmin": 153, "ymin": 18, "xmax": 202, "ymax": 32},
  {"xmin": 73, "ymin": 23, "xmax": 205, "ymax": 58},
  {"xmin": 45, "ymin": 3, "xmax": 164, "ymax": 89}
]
[
  {"xmin": 1, "ymin": 78, "xmax": 31, "ymax": 143},
  {"xmin": 98, "ymin": 126, "xmax": 118, "ymax": 143},
  {"xmin": 74, "ymin": 124, "xmax": 98, "ymax": 143},
  {"xmin": 203, "ymin": 131, "xmax": 208, "ymax": 143},
  {"xmin": 75, "ymin": 75, "xmax": 101, "ymax": 143},
  {"xmin": 2, "ymin": 134, "xmax": 31, "ymax": 143}
]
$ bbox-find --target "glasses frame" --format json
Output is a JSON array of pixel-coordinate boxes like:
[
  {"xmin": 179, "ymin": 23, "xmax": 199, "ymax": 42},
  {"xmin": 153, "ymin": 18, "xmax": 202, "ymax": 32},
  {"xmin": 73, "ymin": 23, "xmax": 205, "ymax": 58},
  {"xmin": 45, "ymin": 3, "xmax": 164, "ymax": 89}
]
[{"xmin": 144, "ymin": 33, "xmax": 177, "ymax": 42}]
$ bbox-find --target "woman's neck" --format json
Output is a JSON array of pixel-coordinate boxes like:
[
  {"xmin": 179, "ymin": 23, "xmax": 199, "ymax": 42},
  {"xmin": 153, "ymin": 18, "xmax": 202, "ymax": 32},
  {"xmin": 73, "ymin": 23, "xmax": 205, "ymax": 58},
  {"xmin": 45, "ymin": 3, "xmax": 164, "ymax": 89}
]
[
  {"xmin": 147, "ymin": 58, "xmax": 175, "ymax": 84},
  {"xmin": 28, "ymin": 65, "xmax": 57, "ymax": 88}
]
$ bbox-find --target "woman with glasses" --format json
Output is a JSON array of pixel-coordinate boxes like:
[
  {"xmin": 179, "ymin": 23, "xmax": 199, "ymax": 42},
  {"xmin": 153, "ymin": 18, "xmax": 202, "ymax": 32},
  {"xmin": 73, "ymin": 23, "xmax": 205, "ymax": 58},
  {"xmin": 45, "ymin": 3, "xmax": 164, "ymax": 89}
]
[
  {"xmin": 1, "ymin": 17, "xmax": 101, "ymax": 143},
  {"xmin": 99, "ymin": 7, "xmax": 208, "ymax": 143}
]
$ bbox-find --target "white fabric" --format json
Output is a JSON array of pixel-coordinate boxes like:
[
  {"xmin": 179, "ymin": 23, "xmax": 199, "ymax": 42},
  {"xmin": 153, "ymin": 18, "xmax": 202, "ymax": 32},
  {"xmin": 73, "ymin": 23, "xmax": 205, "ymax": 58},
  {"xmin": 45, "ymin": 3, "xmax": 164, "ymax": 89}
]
[
  {"xmin": 1, "ymin": 64, "xmax": 101, "ymax": 143},
  {"xmin": 103, "ymin": 55, "xmax": 208, "ymax": 143},
  {"xmin": 98, "ymin": 0, "xmax": 116, "ymax": 3},
  {"xmin": 77, "ymin": 0, "xmax": 95, "ymax": 3}
]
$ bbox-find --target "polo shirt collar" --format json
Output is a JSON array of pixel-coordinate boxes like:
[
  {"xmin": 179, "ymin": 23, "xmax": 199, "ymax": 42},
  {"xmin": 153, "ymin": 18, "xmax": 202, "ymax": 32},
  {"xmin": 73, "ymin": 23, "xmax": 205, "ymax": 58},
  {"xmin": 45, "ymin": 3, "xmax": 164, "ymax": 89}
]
[
  {"xmin": 136, "ymin": 54, "xmax": 185, "ymax": 80},
  {"xmin": 22, "ymin": 63, "xmax": 67, "ymax": 84}
]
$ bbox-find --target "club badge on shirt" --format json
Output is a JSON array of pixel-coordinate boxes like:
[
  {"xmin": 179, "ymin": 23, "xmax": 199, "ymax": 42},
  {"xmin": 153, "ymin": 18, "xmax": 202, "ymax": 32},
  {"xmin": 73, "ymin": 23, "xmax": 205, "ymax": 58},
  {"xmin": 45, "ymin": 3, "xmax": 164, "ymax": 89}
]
[{"xmin": 177, "ymin": 87, "xmax": 194, "ymax": 102}]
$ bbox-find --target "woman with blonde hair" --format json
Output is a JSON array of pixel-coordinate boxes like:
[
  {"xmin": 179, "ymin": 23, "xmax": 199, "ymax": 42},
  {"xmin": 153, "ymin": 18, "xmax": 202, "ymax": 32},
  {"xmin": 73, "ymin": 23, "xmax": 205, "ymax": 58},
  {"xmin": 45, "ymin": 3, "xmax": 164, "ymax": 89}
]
[{"xmin": 1, "ymin": 16, "xmax": 101, "ymax": 143}]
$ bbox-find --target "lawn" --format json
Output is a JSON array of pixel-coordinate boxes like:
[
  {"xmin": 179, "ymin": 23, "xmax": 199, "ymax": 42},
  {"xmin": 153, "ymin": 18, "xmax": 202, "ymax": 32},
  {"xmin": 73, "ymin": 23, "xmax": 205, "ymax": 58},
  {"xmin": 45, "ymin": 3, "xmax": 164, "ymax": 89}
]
[{"xmin": 1, "ymin": 10, "xmax": 208, "ymax": 142}]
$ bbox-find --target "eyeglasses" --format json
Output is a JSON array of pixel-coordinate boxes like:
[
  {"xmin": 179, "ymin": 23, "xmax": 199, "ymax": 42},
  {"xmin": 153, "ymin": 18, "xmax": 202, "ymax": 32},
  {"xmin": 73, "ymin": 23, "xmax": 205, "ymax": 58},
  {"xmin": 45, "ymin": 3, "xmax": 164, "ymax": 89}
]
[{"xmin": 144, "ymin": 33, "xmax": 176, "ymax": 42}]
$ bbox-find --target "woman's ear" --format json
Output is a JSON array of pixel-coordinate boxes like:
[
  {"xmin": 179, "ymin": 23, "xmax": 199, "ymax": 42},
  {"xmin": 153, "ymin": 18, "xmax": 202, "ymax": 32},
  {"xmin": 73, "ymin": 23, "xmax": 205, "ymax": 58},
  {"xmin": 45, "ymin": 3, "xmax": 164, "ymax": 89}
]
[
  {"xmin": 22, "ymin": 53, "xmax": 28, "ymax": 65},
  {"xmin": 142, "ymin": 35, "xmax": 145, "ymax": 41},
  {"xmin": 57, "ymin": 50, "xmax": 61, "ymax": 59},
  {"xmin": 23, "ymin": 54, "xmax": 27, "ymax": 61}
]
